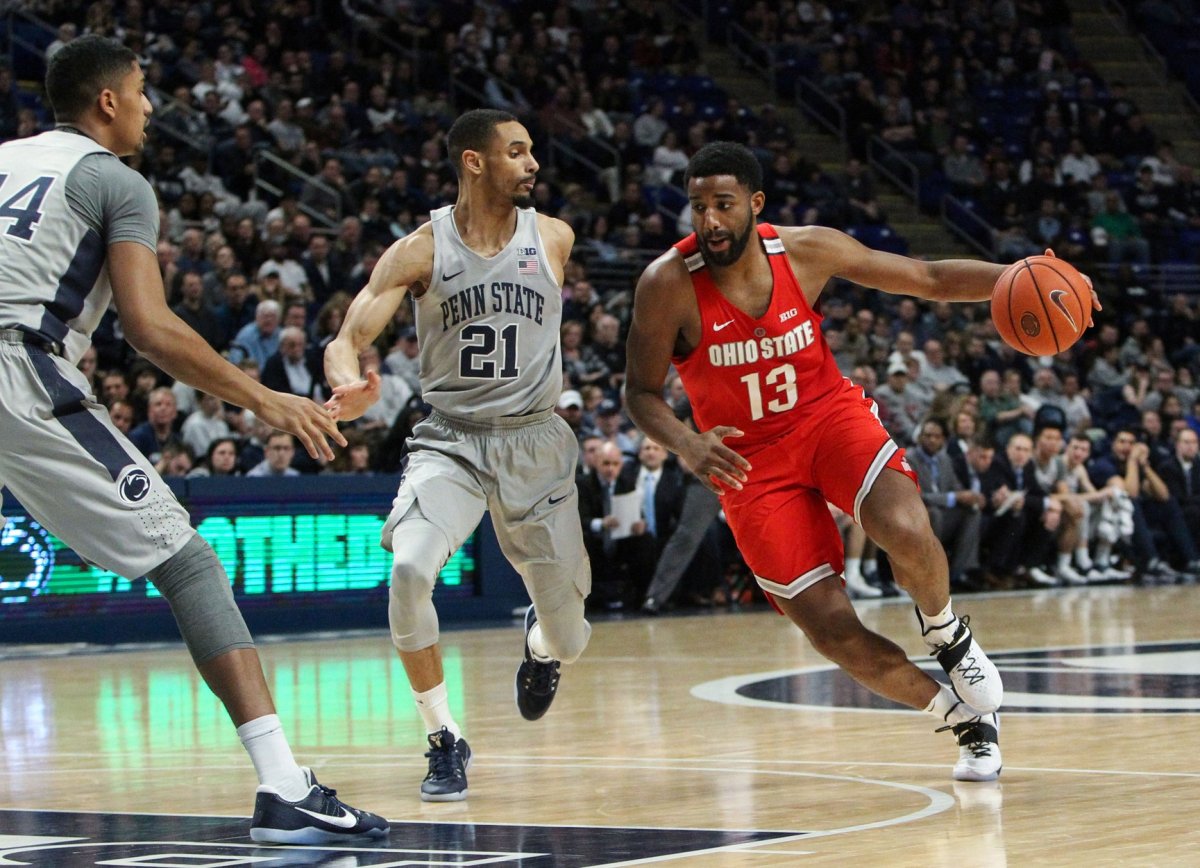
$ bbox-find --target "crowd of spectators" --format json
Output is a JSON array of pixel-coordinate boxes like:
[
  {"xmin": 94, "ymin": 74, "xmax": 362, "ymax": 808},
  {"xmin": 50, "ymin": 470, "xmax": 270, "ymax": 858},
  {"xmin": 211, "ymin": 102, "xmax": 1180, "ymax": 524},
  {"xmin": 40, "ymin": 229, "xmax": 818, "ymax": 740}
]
[
  {"xmin": 731, "ymin": 0, "xmax": 1200, "ymax": 266},
  {"xmin": 10, "ymin": 1, "xmax": 1200, "ymax": 610}
]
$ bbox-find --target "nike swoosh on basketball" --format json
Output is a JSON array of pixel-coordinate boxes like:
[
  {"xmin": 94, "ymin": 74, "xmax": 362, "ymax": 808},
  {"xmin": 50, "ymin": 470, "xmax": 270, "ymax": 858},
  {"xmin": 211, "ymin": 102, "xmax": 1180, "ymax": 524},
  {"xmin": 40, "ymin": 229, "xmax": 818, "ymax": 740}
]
[
  {"xmin": 442, "ymin": 269, "xmax": 464, "ymax": 281},
  {"xmin": 713, "ymin": 319, "xmax": 736, "ymax": 332},
  {"xmin": 548, "ymin": 493, "xmax": 569, "ymax": 505},
  {"xmin": 1048, "ymin": 289, "xmax": 1077, "ymax": 331},
  {"xmin": 295, "ymin": 805, "xmax": 358, "ymax": 829}
]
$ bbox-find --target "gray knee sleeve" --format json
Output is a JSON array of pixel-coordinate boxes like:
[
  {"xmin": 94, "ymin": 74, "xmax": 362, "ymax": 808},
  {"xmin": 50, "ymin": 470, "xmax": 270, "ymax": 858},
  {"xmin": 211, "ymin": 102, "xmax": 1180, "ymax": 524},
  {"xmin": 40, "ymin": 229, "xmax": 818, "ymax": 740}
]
[
  {"xmin": 147, "ymin": 533, "xmax": 253, "ymax": 664},
  {"xmin": 388, "ymin": 503, "xmax": 451, "ymax": 652},
  {"xmin": 524, "ymin": 558, "xmax": 590, "ymax": 664}
]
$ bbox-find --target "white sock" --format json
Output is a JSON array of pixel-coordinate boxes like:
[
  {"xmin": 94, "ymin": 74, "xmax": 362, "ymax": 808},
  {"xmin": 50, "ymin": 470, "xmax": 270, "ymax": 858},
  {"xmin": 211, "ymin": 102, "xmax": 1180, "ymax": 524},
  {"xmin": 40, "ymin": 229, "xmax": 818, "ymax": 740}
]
[
  {"xmin": 236, "ymin": 714, "xmax": 309, "ymax": 801},
  {"xmin": 413, "ymin": 682, "xmax": 460, "ymax": 738},
  {"xmin": 918, "ymin": 600, "xmax": 957, "ymax": 647},
  {"xmin": 1056, "ymin": 552, "xmax": 1072, "ymax": 572},
  {"xmin": 1096, "ymin": 543, "xmax": 1113, "ymax": 568},
  {"xmin": 924, "ymin": 683, "xmax": 978, "ymax": 725},
  {"xmin": 862, "ymin": 558, "xmax": 878, "ymax": 578},
  {"xmin": 844, "ymin": 557, "xmax": 863, "ymax": 582},
  {"xmin": 527, "ymin": 623, "xmax": 554, "ymax": 662},
  {"xmin": 1075, "ymin": 547, "xmax": 1093, "ymax": 570}
]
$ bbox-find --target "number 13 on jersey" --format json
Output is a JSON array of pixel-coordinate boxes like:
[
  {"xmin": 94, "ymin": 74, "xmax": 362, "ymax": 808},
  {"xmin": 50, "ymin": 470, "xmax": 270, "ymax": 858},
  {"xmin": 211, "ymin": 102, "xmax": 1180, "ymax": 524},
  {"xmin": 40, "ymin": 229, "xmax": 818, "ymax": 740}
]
[{"xmin": 739, "ymin": 363, "xmax": 798, "ymax": 421}]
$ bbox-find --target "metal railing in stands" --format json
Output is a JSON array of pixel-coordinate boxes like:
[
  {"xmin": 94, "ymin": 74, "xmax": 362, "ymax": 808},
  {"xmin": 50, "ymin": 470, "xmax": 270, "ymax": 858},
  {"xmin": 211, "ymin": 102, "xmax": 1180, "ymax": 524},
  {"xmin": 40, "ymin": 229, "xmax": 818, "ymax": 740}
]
[
  {"xmin": 725, "ymin": 22, "xmax": 774, "ymax": 89},
  {"xmin": 253, "ymin": 149, "xmax": 341, "ymax": 228},
  {"xmin": 1099, "ymin": 0, "xmax": 1200, "ymax": 124},
  {"xmin": 796, "ymin": 77, "xmax": 846, "ymax": 146},
  {"xmin": 342, "ymin": 0, "xmax": 421, "ymax": 65},
  {"xmin": 3, "ymin": 7, "xmax": 54, "ymax": 75},
  {"xmin": 940, "ymin": 194, "xmax": 996, "ymax": 258},
  {"xmin": 866, "ymin": 135, "xmax": 920, "ymax": 200}
]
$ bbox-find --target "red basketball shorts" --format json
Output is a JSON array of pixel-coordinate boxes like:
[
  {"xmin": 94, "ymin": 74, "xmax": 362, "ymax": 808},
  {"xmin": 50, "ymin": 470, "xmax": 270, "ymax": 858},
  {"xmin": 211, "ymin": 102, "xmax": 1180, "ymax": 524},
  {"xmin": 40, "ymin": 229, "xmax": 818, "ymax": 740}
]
[{"xmin": 720, "ymin": 379, "xmax": 917, "ymax": 601}]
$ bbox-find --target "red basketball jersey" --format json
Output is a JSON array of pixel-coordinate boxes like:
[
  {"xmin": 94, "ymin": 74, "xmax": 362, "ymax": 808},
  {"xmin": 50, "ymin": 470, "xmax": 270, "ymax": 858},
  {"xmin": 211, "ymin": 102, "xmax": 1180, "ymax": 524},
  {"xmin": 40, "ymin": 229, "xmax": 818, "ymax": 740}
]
[{"xmin": 671, "ymin": 223, "xmax": 844, "ymax": 452}]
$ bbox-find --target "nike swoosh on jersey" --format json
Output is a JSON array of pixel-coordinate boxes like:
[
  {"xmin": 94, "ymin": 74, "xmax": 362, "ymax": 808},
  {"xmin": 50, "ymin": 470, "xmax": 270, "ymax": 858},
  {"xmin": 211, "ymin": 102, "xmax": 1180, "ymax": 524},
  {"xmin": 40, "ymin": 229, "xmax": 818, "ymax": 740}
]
[
  {"xmin": 295, "ymin": 806, "xmax": 359, "ymax": 829},
  {"xmin": 713, "ymin": 319, "xmax": 736, "ymax": 332},
  {"xmin": 1048, "ymin": 289, "xmax": 1077, "ymax": 331},
  {"xmin": 442, "ymin": 269, "xmax": 465, "ymax": 281},
  {"xmin": 548, "ymin": 493, "xmax": 569, "ymax": 505}
]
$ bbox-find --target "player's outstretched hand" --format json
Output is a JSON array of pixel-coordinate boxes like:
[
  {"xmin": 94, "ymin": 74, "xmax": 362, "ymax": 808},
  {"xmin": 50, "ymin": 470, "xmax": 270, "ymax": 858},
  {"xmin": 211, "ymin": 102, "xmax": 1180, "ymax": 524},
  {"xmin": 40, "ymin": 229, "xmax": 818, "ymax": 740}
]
[
  {"xmin": 681, "ymin": 426, "xmax": 752, "ymax": 495},
  {"xmin": 324, "ymin": 371, "xmax": 382, "ymax": 423},
  {"xmin": 257, "ymin": 391, "xmax": 347, "ymax": 461},
  {"xmin": 1044, "ymin": 247, "xmax": 1102, "ymax": 327}
]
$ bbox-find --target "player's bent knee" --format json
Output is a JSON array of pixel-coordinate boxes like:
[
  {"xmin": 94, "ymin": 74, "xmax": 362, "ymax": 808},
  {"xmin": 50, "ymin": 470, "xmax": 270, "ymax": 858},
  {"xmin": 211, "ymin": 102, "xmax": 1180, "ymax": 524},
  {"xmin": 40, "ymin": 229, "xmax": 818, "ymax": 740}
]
[
  {"xmin": 539, "ymin": 604, "xmax": 590, "ymax": 664},
  {"xmin": 146, "ymin": 533, "xmax": 253, "ymax": 665},
  {"xmin": 872, "ymin": 511, "xmax": 935, "ymax": 559},
  {"xmin": 387, "ymin": 517, "xmax": 451, "ymax": 652},
  {"xmin": 388, "ymin": 554, "xmax": 443, "ymax": 652}
]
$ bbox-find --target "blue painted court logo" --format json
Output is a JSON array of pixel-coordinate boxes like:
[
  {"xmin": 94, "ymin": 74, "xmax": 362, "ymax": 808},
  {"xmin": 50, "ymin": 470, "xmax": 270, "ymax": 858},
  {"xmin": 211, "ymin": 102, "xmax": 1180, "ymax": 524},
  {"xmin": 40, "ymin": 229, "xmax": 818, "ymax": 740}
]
[
  {"xmin": 117, "ymin": 466, "xmax": 151, "ymax": 504},
  {"xmin": 692, "ymin": 640, "xmax": 1200, "ymax": 714}
]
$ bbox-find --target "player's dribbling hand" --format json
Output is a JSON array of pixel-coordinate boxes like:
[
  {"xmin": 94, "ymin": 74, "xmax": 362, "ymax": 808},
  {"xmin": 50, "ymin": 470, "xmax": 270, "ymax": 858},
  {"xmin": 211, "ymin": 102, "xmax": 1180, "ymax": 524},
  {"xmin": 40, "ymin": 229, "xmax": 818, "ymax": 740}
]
[
  {"xmin": 325, "ymin": 371, "xmax": 382, "ymax": 422},
  {"xmin": 682, "ymin": 426, "xmax": 752, "ymax": 495},
  {"xmin": 1044, "ymin": 247, "xmax": 1102, "ymax": 327},
  {"xmin": 257, "ymin": 392, "xmax": 347, "ymax": 461}
]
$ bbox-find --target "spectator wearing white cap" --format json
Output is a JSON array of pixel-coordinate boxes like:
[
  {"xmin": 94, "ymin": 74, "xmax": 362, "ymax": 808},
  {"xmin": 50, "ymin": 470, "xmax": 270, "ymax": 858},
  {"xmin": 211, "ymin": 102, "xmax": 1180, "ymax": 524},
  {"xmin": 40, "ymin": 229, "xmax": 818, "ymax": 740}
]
[{"xmin": 874, "ymin": 361, "xmax": 929, "ymax": 447}]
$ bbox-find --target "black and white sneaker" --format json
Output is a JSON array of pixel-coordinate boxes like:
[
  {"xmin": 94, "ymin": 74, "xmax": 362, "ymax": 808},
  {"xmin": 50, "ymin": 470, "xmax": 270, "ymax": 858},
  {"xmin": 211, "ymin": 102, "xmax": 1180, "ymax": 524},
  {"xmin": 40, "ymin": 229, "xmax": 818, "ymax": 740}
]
[
  {"xmin": 918, "ymin": 610, "xmax": 1003, "ymax": 713},
  {"xmin": 421, "ymin": 727, "xmax": 471, "ymax": 802},
  {"xmin": 939, "ymin": 712, "xmax": 1002, "ymax": 782},
  {"xmin": 515, "ymin": 604, "xmax": 561, "ymax": 721},
  {"xmin": 250, "ymin": 768, "xmax": 388, "ymax": 844}
]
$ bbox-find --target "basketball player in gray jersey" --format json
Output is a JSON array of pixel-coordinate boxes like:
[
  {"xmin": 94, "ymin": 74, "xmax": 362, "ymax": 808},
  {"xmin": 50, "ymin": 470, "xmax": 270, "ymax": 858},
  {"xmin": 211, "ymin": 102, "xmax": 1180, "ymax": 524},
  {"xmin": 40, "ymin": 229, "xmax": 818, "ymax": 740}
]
[
  {"xmin": 0, "ymin": 37, "xmax": 386, "ymax": 843},
  {"xmin": 325, "ymin": 109, "xmax": 592, "ymax": 802}
]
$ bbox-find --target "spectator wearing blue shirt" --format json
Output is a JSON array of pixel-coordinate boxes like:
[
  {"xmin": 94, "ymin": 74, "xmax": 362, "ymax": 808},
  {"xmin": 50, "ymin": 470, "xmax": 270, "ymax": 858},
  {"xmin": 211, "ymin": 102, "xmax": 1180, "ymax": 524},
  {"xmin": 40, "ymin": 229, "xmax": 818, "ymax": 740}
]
[{"xmin": 227, "ymin": 299, "xmax": 282, "ymax": 368}]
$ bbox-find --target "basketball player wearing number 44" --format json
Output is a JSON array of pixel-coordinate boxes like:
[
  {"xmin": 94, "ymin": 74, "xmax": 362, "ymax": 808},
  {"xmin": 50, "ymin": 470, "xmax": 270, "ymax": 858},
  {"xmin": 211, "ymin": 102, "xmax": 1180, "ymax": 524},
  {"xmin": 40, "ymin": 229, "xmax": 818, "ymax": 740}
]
[
  {"xmin": 625, "ymin": 142, "xmax": 1102, "ymax": 782},
  {"xmin": 325, "ymin": 110, "xmax": 592, "ymax": 803}
]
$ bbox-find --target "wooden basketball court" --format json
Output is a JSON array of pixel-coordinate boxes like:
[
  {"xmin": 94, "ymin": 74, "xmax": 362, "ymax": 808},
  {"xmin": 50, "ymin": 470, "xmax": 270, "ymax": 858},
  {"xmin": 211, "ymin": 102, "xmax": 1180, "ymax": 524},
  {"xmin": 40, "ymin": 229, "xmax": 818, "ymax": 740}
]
[{"xmin": 2, "ymin": 584, "xmax": 1198, "ymax": 866}]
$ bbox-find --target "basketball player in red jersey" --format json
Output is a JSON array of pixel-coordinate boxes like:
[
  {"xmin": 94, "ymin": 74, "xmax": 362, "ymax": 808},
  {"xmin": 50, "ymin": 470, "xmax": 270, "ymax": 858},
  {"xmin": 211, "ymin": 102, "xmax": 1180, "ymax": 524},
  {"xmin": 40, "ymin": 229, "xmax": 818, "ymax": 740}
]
[{"xmin": 627, "ymin": 142, "xmax": 1093, "ymax": 781}]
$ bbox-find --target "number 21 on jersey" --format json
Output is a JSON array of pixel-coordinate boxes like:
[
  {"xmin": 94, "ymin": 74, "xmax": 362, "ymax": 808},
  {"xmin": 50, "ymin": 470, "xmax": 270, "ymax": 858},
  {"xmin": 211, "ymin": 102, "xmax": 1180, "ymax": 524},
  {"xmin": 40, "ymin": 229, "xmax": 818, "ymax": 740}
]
[{"xmin": 740, "ymin": 363, "xmax": 798, "ymax": 421}]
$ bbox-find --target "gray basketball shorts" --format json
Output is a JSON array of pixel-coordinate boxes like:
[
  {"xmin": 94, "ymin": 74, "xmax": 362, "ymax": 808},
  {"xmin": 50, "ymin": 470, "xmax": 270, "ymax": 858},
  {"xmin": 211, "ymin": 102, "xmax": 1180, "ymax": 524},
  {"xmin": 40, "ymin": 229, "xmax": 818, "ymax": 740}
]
[
  {"xmin": 0, "ymin": 337, "xmax": 194, "ymax": 578},
  {"xmin": 382, "ymin": 407, "xmax": 591, "ymax": 604}
]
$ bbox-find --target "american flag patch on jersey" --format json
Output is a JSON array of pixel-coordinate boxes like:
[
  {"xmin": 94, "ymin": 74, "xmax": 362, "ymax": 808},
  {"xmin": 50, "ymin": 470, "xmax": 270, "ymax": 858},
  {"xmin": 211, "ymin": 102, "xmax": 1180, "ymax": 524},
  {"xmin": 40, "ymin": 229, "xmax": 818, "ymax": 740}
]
[{"xmin": 517, "ymin": 258, "xmax": 539, "ymax": 275}]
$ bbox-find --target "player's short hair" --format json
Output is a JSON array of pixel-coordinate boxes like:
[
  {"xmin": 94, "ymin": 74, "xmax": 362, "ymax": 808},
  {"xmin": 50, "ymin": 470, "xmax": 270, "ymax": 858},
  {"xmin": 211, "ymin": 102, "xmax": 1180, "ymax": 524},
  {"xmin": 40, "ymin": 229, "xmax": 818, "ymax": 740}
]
[
  {"xmin": 685, "ymin": 141, "xmax": 763, "ymax": 192},
  {"xmin": 45, "ymin": 35, "xmax": 138, "ymax": 123},
  {"xmin": 446, "ymin": 109, "xmax": 518, "ymax": 177}
]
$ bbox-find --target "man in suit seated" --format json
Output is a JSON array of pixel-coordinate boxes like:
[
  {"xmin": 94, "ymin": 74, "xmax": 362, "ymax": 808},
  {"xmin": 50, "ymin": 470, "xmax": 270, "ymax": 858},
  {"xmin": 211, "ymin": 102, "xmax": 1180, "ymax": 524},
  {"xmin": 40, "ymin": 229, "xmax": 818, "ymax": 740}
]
[
  {"xmin": 910, "ymin": 418, "xmax": 985, "ymax": 590},
  {"xmin": 1158, "ymin": 427, "xmax": 1200, "ymax": 548},
  {"xmin": 261, "ymin": 326, "xmax": 327, "ymax": 473},
  {"xmin": 577, "ymin": 441, "xmax": 657, "ymax": 610},
  {"xmin": 624, "ymin": 437, "xmax": 689, "ymax": 607},
  {"xmin": 979, "ymin": 431, "xmax": 1061, "ymax": 587},
  {"xmin": 261, "ymin": 326, "xmax": 325, "ymax": 401}
]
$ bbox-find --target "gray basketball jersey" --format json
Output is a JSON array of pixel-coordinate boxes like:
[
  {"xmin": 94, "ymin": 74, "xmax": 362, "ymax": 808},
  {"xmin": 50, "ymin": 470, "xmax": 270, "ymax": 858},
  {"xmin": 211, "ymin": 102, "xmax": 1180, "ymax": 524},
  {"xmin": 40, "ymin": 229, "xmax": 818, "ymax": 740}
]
[
  {"xmin": 417, "ymin": 205, "xmax": 563, "ymax": 418},
  {"xmin": 0, "ymin": 130, "xmax": 124, "ymax": 363}
]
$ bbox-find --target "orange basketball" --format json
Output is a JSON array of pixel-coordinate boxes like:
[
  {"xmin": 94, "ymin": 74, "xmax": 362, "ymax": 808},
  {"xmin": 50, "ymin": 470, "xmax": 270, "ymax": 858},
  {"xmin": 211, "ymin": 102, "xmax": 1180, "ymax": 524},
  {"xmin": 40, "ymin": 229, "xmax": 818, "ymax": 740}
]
[{"xmin": 991, "ymin": 255, "xmax": 1091, "ymax": 356}]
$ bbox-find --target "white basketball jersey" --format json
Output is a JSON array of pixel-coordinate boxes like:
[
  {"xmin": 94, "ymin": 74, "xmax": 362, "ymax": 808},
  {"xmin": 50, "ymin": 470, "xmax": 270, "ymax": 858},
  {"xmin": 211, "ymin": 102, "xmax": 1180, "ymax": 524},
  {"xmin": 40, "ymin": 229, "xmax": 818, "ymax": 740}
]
[
  {"xmin": 0, "ymin": 130, "xmax": 117, "ymax": 363},
  {"xmin": 417, "ymin": 205, "xmax": 563, "ymax": 418}
]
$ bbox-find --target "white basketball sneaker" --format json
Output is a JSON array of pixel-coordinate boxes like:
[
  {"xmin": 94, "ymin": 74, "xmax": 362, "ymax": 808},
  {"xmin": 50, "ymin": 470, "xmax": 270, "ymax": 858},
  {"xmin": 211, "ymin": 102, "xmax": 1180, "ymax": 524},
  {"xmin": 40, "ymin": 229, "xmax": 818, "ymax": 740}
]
[
  {"xmin": 917, "ymin": 609, "xmax": 1004, "ymax": 713},
  {"xmin": 844, "ymin": 572, "xmax": 883, "ymax": 599},
  {"xmin": 941, "ymin": 712, "xmax": 1002, "ymax": 782}
]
